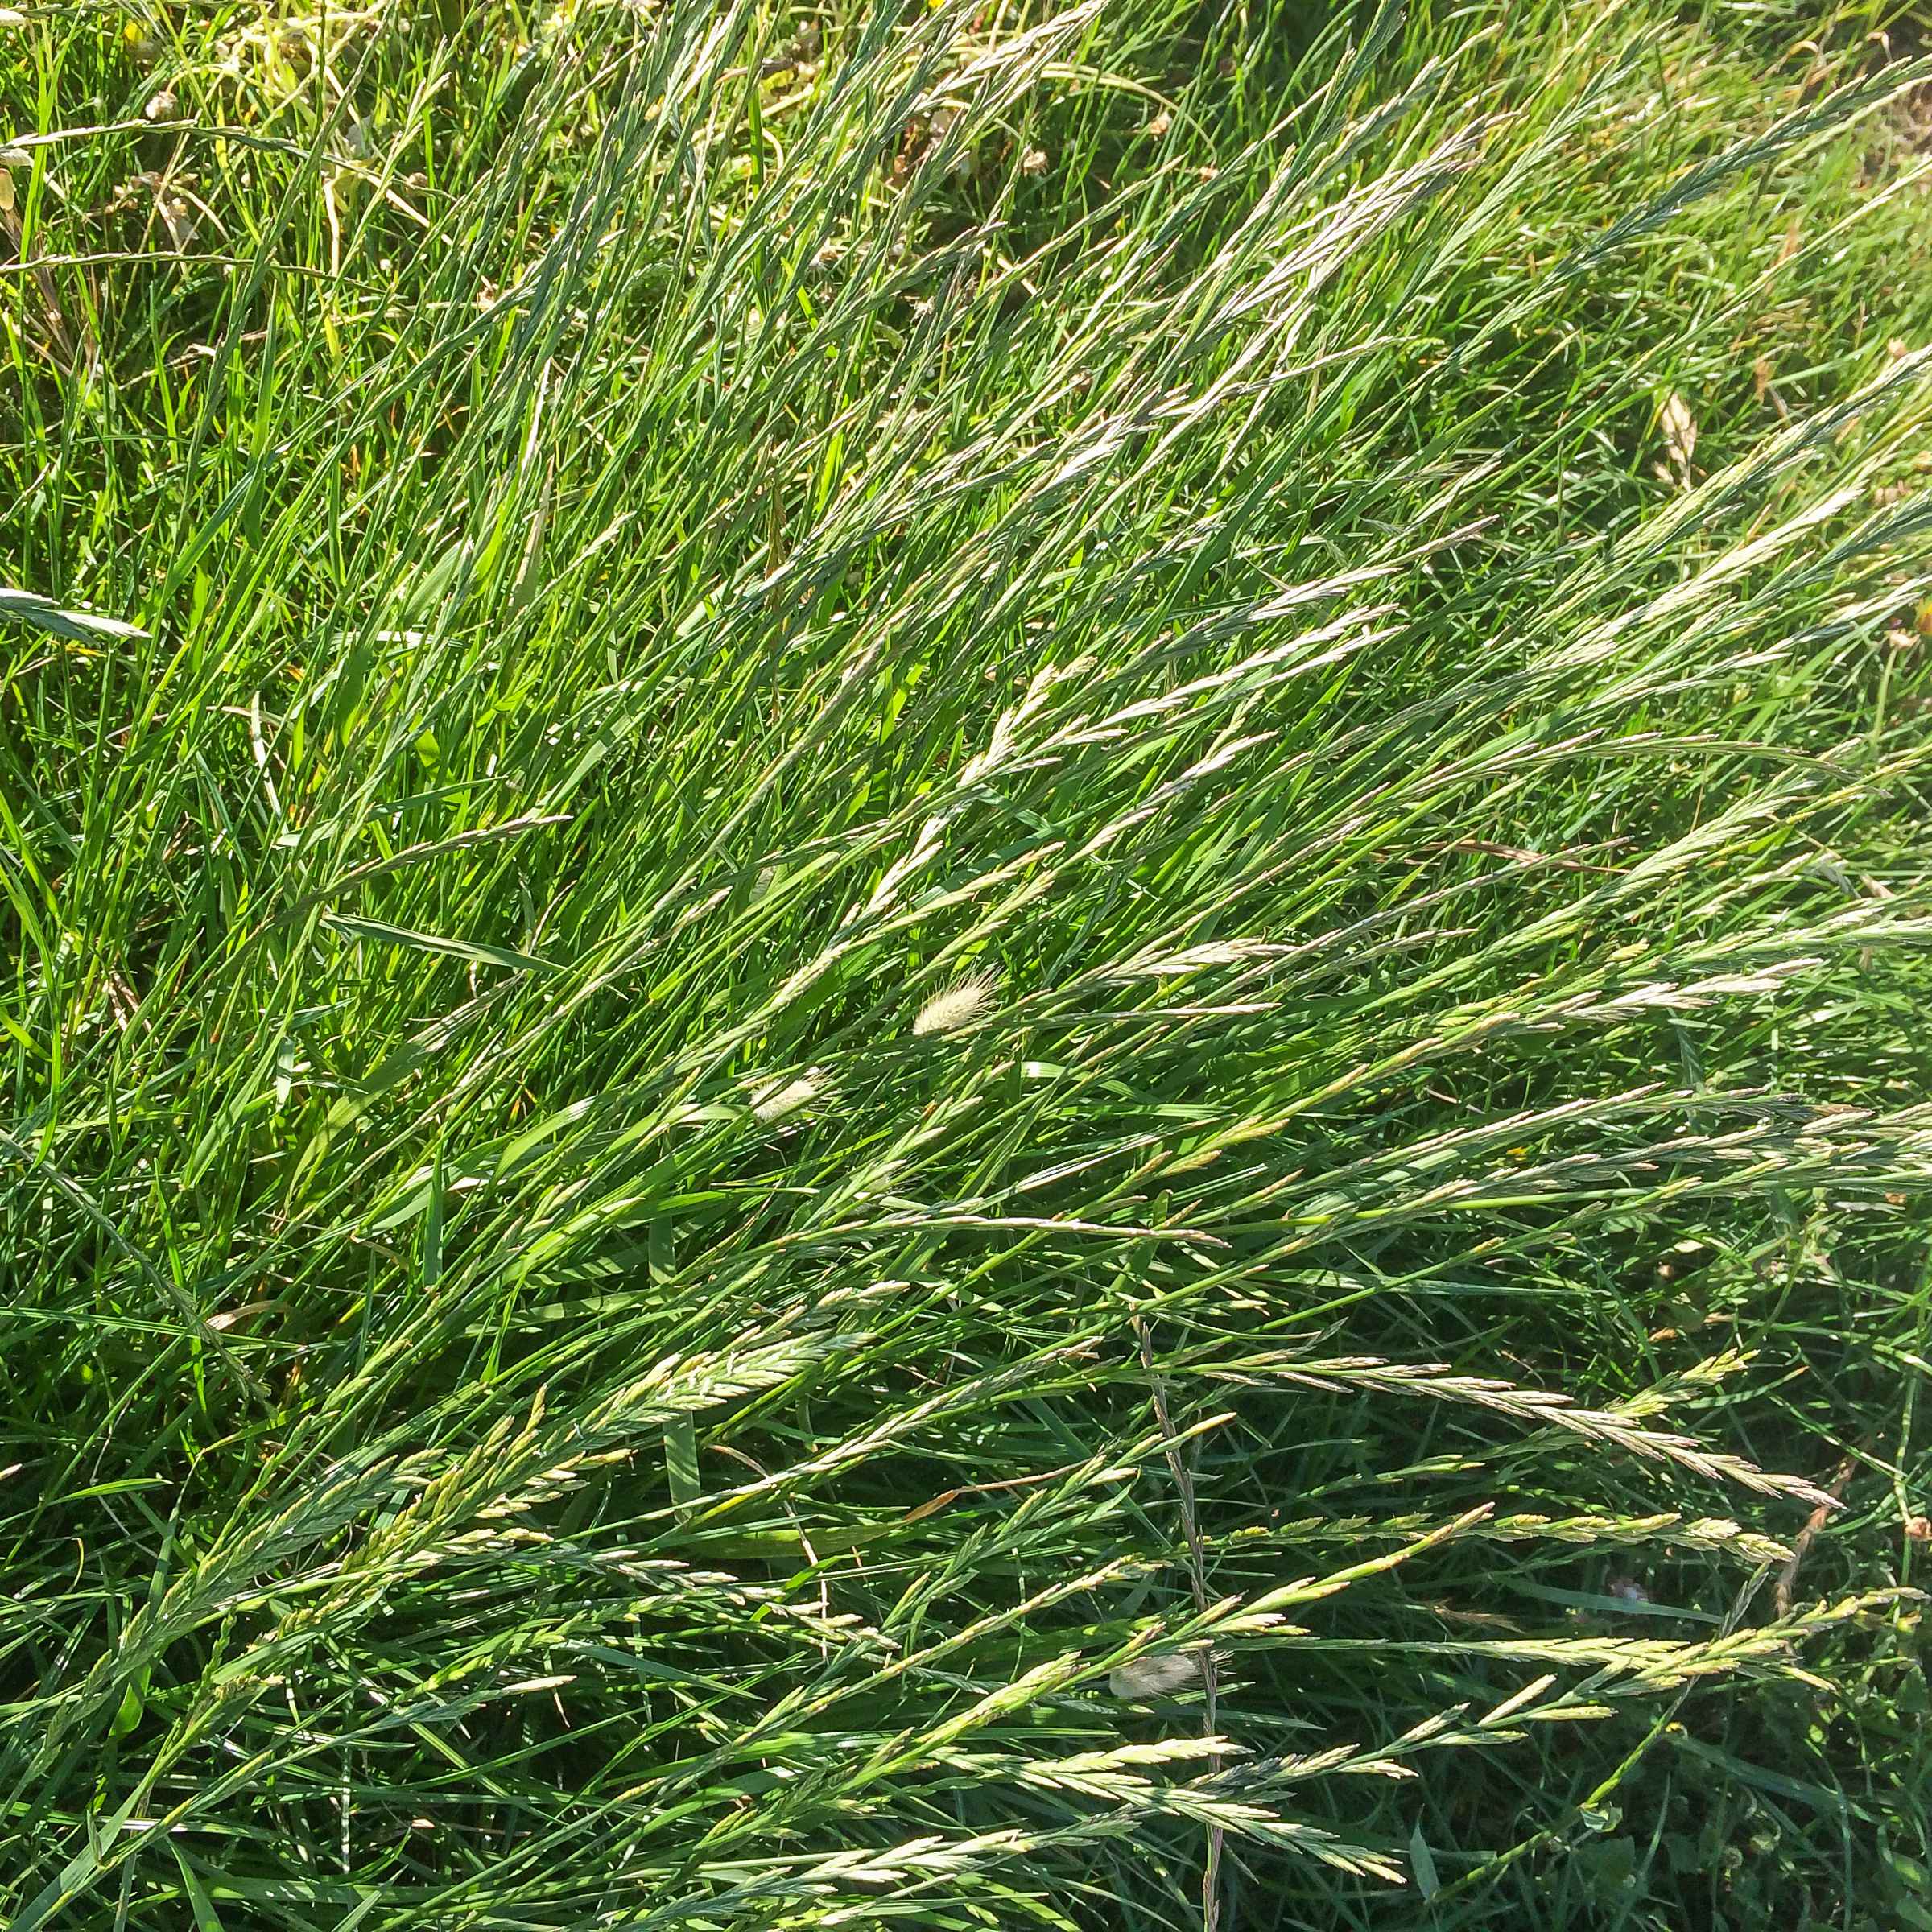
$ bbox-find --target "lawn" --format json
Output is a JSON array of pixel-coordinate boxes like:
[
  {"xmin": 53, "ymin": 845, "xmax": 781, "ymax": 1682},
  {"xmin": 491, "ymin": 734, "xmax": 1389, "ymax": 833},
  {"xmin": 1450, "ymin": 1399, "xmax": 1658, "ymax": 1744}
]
[{"xmin": 3, "ymin": 0, "xmax": 1931, "ymax": 1925}]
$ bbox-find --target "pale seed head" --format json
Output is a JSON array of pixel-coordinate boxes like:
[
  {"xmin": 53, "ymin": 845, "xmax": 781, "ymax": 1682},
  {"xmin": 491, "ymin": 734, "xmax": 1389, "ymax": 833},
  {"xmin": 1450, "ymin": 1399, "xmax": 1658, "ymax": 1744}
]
[
  {"xmin": 749, "ymin": 1071, "xmax": 826, "ymax": 1124},
  {"xmin": 1108, "ymin": 1649, "xmax": 1214, "ymax": 1699},
  {"xmin": 912, "ymin": 971, "xmax": 998, "ymax": 1038}
]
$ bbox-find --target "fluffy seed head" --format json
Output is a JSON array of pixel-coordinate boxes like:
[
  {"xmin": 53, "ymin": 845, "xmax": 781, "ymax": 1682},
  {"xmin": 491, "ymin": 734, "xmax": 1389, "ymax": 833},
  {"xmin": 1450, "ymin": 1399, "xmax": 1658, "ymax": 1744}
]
[
  {"xmin": 1108, "ymin": 1649, "xmax": 1213, "ymax": 1700},
  {"xmin": 912, "ymin": 971, "xmax": 998, "ymax": 1038},
  {"xmin": 749, "ymin": 1071, "xmax": 827, "ymax": 1123}
]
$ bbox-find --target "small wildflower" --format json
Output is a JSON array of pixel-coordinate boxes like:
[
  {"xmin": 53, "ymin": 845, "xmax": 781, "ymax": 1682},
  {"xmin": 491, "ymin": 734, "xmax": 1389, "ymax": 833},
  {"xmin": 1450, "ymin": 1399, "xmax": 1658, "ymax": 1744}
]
[
  {"xmin": 912, "ymin": 971, "xmax": 997, "ymax": 1038},
  {"xmin": 1146, "ymin": 110, "xmax": 1171, "ymax": 138},
  {"xmin": 143, "ymin": 87, "xmax": 177, "ymax": 122},
  {"xmin": 156, "ymin": 193, "xmax": 197, "ymax": 247}
]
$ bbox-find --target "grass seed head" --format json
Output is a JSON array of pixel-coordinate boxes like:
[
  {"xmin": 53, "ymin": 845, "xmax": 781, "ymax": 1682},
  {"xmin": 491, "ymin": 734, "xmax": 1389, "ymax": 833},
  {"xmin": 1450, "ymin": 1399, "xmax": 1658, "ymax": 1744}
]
[
  {"xmin": 913, "ymin": 970, "xmax": 999, "ymax": 1038},
  {"xmin": 1109, "ymin": 1649, "xmax": 1216, "ymax": 1699},
  {"xmin": 749, "ymin": 1071, "xmax": 828, "ymax": 1124}
]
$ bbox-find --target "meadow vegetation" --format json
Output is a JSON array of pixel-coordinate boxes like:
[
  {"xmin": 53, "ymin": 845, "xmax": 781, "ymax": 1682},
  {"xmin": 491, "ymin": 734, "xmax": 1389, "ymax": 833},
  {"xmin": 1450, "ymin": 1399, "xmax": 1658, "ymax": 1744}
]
[{"xmin": 3, "ymin": 0, "xmax": 1932, "ymax": 1924}]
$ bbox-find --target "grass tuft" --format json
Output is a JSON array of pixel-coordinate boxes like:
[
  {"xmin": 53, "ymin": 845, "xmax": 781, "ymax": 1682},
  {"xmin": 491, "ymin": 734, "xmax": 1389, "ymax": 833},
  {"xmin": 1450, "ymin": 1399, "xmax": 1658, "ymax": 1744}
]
[{"xmin": 2, "ymin": 0, "xmax": 1930, "ymax": 1926}]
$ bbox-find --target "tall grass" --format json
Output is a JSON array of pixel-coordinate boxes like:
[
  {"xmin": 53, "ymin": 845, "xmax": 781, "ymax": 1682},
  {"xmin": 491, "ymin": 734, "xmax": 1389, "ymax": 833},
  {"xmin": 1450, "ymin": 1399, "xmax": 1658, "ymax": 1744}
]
[{"xmin": 2, "ymin": 0, "xmax": 1930, "ymax": 1923}]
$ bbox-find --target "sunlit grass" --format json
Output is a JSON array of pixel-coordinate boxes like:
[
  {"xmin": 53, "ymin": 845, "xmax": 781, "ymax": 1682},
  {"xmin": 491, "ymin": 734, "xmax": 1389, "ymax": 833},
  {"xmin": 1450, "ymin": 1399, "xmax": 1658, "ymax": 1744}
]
[{"xmin": 2, "ymin": 2, "xmax": 1930, "ymax": 1925}]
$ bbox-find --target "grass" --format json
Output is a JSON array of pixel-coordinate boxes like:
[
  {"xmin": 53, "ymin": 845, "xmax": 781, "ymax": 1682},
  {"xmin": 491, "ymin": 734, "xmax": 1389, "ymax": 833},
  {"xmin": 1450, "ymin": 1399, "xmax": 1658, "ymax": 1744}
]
[{"xmin": 3, "ymin": 0, "xmax": 1932, "ymax": 1924}]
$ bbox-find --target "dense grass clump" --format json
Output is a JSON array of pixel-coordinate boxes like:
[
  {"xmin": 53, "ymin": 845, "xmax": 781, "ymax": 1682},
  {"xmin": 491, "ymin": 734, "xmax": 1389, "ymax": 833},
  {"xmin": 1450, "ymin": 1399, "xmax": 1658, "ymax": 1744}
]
[{"xmin": 3, "ymin": 0, "xmax": 1932, "ymax": 1924}]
